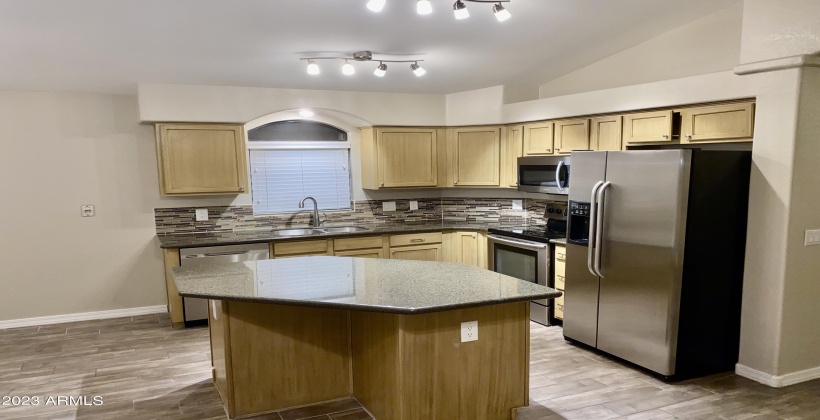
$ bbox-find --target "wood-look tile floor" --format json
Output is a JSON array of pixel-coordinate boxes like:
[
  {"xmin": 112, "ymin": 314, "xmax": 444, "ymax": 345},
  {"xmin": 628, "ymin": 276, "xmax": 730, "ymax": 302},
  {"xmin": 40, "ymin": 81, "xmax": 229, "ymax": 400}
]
[{"xmin": 1, "ymin": 314, "xmax": 818, "ymax": 419}]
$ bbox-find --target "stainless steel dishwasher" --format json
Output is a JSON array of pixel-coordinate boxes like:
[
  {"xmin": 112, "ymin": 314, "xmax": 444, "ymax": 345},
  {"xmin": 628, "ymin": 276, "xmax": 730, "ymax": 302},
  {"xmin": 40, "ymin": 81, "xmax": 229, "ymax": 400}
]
[{"xmin": 179, "ymin": 243, "xmax": 270, "ymax": 327}]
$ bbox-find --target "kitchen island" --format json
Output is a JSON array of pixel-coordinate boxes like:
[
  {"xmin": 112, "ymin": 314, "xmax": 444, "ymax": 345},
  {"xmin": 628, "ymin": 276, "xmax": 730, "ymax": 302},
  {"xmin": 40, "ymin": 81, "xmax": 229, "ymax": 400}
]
[{"xmin": 172, "ymin": 256, "xmax": 560, "ymax": 420}]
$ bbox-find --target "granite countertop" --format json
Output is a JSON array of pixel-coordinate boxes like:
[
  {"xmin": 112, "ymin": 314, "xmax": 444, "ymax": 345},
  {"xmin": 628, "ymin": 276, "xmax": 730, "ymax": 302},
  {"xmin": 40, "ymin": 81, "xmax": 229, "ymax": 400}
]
[
  {"xmin": 171, "ymin": 256, "xmax": 562, "ymax": 314},
  {"xmin": 157, "ymin": 222, "xmax": 502, "ymax": 249}
]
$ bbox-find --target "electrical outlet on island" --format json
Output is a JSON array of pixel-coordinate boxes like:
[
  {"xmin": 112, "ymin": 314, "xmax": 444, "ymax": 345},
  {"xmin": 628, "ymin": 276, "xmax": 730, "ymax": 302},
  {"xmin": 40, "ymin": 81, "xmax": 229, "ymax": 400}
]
[{"xmin": 461, "ymin": 320, "xmax": 478, "ymax": 343}]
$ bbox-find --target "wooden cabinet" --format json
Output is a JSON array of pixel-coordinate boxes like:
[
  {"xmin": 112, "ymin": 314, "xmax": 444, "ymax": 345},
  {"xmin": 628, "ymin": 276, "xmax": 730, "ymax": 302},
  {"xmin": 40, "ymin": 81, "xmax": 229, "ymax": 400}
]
[
  {"xmin": 553, "ymin": 245, "xmax": 566, "ymax": 320},
  {"xmin": 448, "ymin": 127, "xmax": 501, "ymax": 187},
  {"xmin": 503, "ymin": 125, "xmax": 524, "ymax": 188},
  {"xmin": 360, "ymin": 127, "xmax": 443, "ymax": 189},
  {"xmin": 622, "ymin": 110, "xmax": 674, "ymax": 145},
  {"xmin": 450, "ymin": 231, "xmax": 487, "ymax": 269},
  {"xmin": 273, "ymin": 240, "xmax": 331, "ymax": 257},
  {"xmin": 389, "ymin": 232, "xmax": 443, "ymax": 262},
  {"xmin": 679, "ymin": 103, "xmax": 754, "ymax": 143},
  {"xmin": 155, "ymin": 124, "xmax": 249, "ymax": 195},
  {"xmin": 523, "ymin": 122, "xmax": 555, "ymax": 155},
  {"xmin": 335, "ymin": 248, "xmax": 385, "ymax": 259},
  {"xmin": 333, "ymin": 235, "xmax": 386, "ymax": 259},
  {"xmin": 590, "ymin": 116, "xmax": 623, "ymax": 151},
  {"xmin": 554, "ymin": 119, "xmax": 590, "ymax": 155}
]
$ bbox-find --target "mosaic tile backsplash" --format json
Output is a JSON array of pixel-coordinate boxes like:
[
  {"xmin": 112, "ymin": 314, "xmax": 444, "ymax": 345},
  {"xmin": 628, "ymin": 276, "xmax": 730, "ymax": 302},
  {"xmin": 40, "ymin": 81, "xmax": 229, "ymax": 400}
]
[{"xmin": 154, "ymin": 198, "xmax": 555, "ymax": 236}]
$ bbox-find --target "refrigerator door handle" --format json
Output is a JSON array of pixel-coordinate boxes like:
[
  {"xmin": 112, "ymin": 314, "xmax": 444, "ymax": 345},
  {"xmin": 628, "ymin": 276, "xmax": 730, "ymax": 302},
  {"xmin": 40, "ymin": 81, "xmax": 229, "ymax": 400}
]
[
  {"xmin": 556, "ymin": 161, "xmax": 565, "ymax": 192},
  {"xmin": 588, "ymin": 180, "xmax": 604, "ymax": 276},
  {"xmin": 594, "ymin": 181, "xmax": 612, "ymax": 277}
]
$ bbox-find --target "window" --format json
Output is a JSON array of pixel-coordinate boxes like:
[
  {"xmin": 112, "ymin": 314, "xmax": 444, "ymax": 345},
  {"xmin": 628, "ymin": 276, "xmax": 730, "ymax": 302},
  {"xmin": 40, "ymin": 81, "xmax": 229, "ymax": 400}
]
[{"xmin": 248, "ymin": 121, "xmax": 351, "ymax": 215}]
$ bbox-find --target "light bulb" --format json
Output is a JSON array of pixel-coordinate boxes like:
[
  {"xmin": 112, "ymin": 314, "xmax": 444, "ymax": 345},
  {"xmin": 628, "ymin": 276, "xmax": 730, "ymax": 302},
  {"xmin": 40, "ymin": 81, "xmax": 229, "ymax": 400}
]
[
  {"xmin": 306, "ymin": 60, "xmax": 320, "ymax": 75},
  {"xmin": 342, "ymin": 61, "xmax": 355, "ymax": 76},
  {"xmin": 416, "ymin": 0, "xmax": 432, "ymax": 15},
  {"xmin": 453, "ymin": 1, "xmax": 469, "ymax": 19},
  {"xmin": 493, "ymin": 3, "xmax": 511, "ymax": 22},
  {"xmin": 366, "ymin": 0, "xmax": 386, "ymax": 12},
  {"xmin": 374, "ymin": 63, "xmax": 388, "ymax": 77},
  {"xmin": 411, "ymin": 63, "xmax": 426, "ymax": 77},
  {"xmin": 299, "ymin": 109, "xmax": 314, "ymax": 118}
]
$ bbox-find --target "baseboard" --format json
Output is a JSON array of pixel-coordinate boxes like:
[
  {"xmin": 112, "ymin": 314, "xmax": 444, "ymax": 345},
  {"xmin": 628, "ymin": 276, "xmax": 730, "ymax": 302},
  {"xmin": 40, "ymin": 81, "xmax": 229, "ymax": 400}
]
[
  {"xmin": 0, "ymin": 305, "xmax": 168, "ymax": 329},
  {"xmin": 736, "ymin": 363, "xmax": 820, "ymax": 388}
]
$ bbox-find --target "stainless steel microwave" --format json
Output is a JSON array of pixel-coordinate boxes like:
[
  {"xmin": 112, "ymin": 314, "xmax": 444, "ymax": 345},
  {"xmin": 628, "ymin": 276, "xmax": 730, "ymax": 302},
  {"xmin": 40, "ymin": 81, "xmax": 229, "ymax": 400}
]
[{"xmin": 517, "ymin": 155, "xmax": 570, "ymax": 195}]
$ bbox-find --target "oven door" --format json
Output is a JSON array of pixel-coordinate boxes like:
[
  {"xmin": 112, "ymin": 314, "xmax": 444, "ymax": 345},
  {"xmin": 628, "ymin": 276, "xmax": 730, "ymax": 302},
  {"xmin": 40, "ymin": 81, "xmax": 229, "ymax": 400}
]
[
  {"xmin": 488, "ymin": 235, "xmax": 549, "ymax": 305},
  {"xmin": 517, "ymin": 156, "xmax": 570, "ymax": 195}
]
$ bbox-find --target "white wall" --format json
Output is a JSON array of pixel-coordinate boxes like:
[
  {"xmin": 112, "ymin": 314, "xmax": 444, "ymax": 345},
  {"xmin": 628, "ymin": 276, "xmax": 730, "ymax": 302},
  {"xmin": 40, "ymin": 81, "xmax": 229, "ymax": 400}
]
[
  {"xmin": 740, "ymin": 0, "xmax": 820, "ymax": 64},
  {"xmin": 538, "ymin": 3, "xmax": 743, "ymax": 98},
  {"xmin": 445, "ymin": 86, "xmax": 504, "ymax": 126}
]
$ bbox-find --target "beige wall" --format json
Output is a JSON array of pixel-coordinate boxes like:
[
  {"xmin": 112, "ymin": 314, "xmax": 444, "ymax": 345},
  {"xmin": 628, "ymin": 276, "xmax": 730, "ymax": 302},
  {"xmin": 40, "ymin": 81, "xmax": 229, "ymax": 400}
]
[
  {"xmin": 740, "ymin": 0, "xmax": 820, "ymax": 64},
  {"xmin": 0, "ymin": 92, "xmax": 240, "ymax": 321},
  {"xmin": 538, "ymin": 3, "xmax": 743, "ymax": 98}
]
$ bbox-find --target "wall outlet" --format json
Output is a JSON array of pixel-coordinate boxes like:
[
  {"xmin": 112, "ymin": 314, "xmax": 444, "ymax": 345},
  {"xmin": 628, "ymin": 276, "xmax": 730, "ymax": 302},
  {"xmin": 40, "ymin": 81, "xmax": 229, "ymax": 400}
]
[
  {"xmin": 461, "ymin": 320, "xmax": 478, "ymax": 343},
  {"xmin": 806, "ymin": 229, "xmax": 820, "ymax": 246},
  {"xmin": 382, "ymin": 201, "xmax": 397, "ymax": 212},
  {"xmin": 195, "ymin": 209, "xmax": 209, "ymax": 222},
  {"xmin": 512, "ymin": 199, "xmax": 523, "ymax": 211},
  {"xmin": 80, "ymin": 204, "xmax": 95, "ymax": 217},
  {"xmin": 409, "ymin": 200, "xmax": 419, "ymax": 211}
]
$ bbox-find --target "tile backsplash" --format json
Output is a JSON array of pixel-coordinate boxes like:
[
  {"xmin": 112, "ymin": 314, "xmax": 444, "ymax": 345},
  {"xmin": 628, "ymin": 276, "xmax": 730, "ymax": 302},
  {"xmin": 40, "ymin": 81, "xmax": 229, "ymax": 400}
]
[{"xmin": 154, "ymin": 197, "xmax": 555, "ymax": 236}]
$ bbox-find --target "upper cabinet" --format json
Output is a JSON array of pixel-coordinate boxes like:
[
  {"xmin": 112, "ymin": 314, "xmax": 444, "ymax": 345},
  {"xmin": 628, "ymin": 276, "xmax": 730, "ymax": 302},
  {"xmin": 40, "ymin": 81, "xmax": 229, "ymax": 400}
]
[
  {"xmin": 590, "ymin": 116, "xmax": 623, "ymax": 151},
  {"xmin": 523, "ymin": 122, "xmax": 555, "ymax": 155},
  {"xmin": 554, "ymin": 119, "xmax": 590, "ymax": 155},
  {"xmin": 679, "ymin": 103, "xmax": 754, "ymax": 143},
  {"xmin": 360, "ymin": 127, "xmax": 443, "ymax": 189},
  {"xmin": 622, "ymin": 110, "xmax": 674, "ymax": 145},
  {"xmin": 503, "ymin": 125, "xmax": 524, "ymax": 188},
  {"xmin": 155, "ymin": 124, "xmax": 248, "ymax": 196},
  {"xmin": 448, "ymin": 127, "xmax": 501, "ymax": 187}
]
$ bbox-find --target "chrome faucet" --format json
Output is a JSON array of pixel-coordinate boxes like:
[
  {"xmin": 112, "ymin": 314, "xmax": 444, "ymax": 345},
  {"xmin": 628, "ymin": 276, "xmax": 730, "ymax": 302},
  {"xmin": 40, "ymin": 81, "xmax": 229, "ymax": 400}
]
[{"xmin": 298, "ymin": 196, "xmax": 323, "ymax": 227}]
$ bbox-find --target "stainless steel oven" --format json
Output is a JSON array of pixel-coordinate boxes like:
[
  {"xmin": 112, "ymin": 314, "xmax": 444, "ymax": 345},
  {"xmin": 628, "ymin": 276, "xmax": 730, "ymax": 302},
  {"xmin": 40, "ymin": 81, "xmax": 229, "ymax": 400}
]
[
  {"xmin": 488, "ymin": 234, "xmax": 551, "ymax": 325},
  {"xmin": 517, "ymin": 155, "xmax": 570, "ymax": 195}
]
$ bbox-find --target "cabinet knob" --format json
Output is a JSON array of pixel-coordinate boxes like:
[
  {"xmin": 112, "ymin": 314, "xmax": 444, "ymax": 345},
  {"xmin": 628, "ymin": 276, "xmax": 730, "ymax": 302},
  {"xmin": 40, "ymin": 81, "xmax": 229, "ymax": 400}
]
[
  {"xmin": 380, "ymin": 182, "xmax": 384, "ymax": 187},
  {"xmin": 662, "ymin": 135, "xmax": 670, "ymax": 139},
  {"xmin": 685, "ymin": 134, "xmax": 692, "ymax": 139},
  {"xmin": 238, "ymin": 186, "xmax": 245, "ymax": 192}
]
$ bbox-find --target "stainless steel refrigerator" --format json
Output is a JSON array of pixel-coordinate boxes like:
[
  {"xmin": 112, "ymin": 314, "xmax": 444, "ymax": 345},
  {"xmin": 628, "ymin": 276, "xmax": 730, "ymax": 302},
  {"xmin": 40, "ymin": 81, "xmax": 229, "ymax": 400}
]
[{"xmin": 563, "ymin": 149, "xmax": 751, "ymax": 379}]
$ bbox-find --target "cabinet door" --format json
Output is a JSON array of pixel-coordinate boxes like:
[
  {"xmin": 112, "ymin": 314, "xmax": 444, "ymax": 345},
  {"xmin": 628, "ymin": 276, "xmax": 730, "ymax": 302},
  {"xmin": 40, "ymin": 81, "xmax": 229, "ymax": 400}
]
[
  {"xmin": 523, "ymin": 122, "xmax": 555, "ymax": 155},
  {"xmin": 334, "ymin": 248, "xmax": 385, "ymax": 259},
  {"xmin": 156, "ymin": 124, "xmax": 248, "ymax": 195},
  {"xmin": 680, "ymin": 103, "xmax": 754, "ymax": 143},
  {"xmin": 274, "ymin": 240, "xmax": 330, "ymax": 256},
  {"xmin": 622, "ymin": 111, "xmax": 673, "ymax": 144},
  {"xmin": 378, "ymin": 128, "xmax": 438, "ymax": 188},
  {"xmin": 389, "ymin": 244, "xmax": 442, "ymax": 261},
  {"xmin": 503, "ymin": 125, "xmax": 524, "ymax": 188},
  {"xmin": 455, "ymin": 232, "xmax": 487, "ymax": 268},
  {"xmin": 450, "ymin": 127, "xmax": 501, "ymax": 187},
  {"xmin": 555, "ymin": 119, "xmax": 590, "ymax": 155},
  {"xmin": 590, "ymin": 116, "xmax": 623, "ymax": 151}
]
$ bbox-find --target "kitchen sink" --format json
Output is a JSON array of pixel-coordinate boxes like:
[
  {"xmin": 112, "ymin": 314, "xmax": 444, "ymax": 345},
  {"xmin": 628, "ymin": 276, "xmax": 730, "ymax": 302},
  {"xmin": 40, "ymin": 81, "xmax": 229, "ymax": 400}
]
[
  {"xmin": 269, "ymin": 228, "xmax": 323, "ymax": 237},
  {"xmin": 320, "ymin": 226, "xmax": 370, "ymax": 233}
]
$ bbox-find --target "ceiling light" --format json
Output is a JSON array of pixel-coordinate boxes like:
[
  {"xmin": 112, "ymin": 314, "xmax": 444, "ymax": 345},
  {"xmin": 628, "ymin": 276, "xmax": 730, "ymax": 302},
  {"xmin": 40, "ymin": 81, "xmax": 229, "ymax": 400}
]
[
  {"xmin": 453, "ymin": 1, "xmax": 469, "ymax": 19},
  {"xmin": 306, "ymin": 60, "xmax": 320, "ymax": 75},
  {"xmin": 342, "ymin": 60, "xmax": 355, "ymax": 76},
  {"xmin": 299, "ymin": 109, "xmax": 314, "ymax": 117},
  {"xmin": 366, "ymin": 0, "xmax": 386, "ymax": 12},
  {"xmin": 493, "ymin": 3, "xmax": 511, "ymax": 22},
  {"xmin": 411, "ymin": 63, "xmax": 426, "ymax": 77},
  {"xmin": 416, "ymin": 0, "xmax": 432, "ymax": 15},
  {"xmin": 374, "ymin": 62, "xmax": 388, "ymax": 77}
]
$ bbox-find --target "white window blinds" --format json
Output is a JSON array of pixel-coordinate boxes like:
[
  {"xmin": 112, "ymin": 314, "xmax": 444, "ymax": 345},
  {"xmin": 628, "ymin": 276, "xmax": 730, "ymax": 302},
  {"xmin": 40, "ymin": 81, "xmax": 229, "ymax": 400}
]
[{"xmin": 250, "ymin": 149, "xmax": 352, "ymax": 214}]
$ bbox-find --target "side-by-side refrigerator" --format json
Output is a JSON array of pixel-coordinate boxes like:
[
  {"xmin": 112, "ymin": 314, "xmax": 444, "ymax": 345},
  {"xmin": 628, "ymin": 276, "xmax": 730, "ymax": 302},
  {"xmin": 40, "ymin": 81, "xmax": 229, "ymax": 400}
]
[{"xmin": 563, "ymin": 149, "xmax": 751, "ymax": 379}]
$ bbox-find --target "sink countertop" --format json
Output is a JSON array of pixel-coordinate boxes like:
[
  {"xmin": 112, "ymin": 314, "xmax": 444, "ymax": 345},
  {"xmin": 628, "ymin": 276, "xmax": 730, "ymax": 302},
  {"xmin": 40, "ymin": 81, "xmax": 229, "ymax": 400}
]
[
  {"xmin": 156, "ymin": 222, "xmax": 510, "ymax": 249},
  {"xmin": 171, "ymin": 256, "xmax": 562, "ymax": 314}
]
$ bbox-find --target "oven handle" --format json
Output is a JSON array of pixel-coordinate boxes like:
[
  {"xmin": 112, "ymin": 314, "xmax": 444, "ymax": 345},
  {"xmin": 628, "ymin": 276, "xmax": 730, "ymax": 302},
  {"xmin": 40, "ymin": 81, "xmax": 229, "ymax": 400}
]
[{"xmin": 488, "ymin": 235, "xmax": 549, "ymax": 251}]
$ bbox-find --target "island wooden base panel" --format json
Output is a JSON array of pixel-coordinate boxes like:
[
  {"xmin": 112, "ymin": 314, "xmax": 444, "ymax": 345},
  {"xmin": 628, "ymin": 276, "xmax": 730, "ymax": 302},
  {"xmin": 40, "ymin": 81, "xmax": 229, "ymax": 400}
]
[{"xmin": 209, "ymin": 300, "xmax": 530, "ymax": 420}]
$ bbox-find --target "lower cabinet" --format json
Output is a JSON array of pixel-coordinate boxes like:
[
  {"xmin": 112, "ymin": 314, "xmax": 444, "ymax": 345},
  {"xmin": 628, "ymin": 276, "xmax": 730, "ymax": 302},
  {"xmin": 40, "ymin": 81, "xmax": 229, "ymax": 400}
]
[
  {"xmin": 389, "ymin": 243, "xmax": 443, "ymax": 261},
  {"xmin": 445, "ymin": 231, "xmax": 487, "ymax": 268},
  {"xmin": 553, "ymin": 245, "xmax": 566, "ymax": 320},
  {"xmin": 335, "ymin": 248, "xmax": 385, "ymax": 259},
  {"xmin": 273, "ymin": 240, "xmax": 332, "ymax": 258}
]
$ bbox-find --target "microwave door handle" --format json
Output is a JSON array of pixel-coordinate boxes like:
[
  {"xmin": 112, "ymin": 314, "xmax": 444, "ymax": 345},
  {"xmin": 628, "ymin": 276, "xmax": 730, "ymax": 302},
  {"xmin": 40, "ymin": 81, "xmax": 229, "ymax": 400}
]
[
  {"xmin": 594, "ymin": 182, "xmax": 612, "ymax": 277},
  {"xmin": 555, "ymin": 161, "xmax": 565, "ymax": 192},
  {"xmin": 588, "ymin": 181, "xmax": 604, "ymax": 277}
]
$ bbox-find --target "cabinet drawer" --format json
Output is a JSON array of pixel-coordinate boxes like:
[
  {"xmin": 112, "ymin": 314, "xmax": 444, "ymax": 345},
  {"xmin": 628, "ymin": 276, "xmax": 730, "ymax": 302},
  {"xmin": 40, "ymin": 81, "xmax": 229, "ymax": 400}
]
[
  {"xmin": 554, "ymin": 294, "xmax": 565, "ymax": 320},
  {"xmin": 555, "ymin": 273, "xmax": 566, "ymax": 291},
  {"xmin": 274, "ymin": 240, "xmax": 329, "ymax": 256},
  {"xmin": 333, "ymin": 236, "xmax": 384, "ymax": 251},
  {"xmin": 389, "ymin": 232, "xmax": 443, "ymax": 247},
  {"xmin": 335, "ymin": 249, "xmax": 385, "ymax": 259},
  {"xmin": 554, "ymin": 259, "xmax": 565, "ymax": 277},
  {"xmin": 555, "ymin": 245, "xmax": 566, "ymax": 261}
]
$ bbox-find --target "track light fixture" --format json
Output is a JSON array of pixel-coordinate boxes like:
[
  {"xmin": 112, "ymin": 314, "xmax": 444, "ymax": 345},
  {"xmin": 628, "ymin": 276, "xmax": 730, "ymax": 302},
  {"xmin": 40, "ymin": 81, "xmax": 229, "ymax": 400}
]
[
  {"xmin": 366, "ymin": 0, "xmax": 510, "ymax": 21},
  {"xmin": 300, "ymin": 51, "xmax": 426, "ymax": 79}
]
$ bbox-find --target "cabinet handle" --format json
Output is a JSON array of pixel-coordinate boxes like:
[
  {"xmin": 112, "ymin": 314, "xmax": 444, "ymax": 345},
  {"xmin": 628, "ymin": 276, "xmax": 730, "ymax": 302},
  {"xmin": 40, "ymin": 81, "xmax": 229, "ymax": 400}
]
[
  {"xmin": 238, "ymin": 186, "xmax": 245, "ymax": 192},
  {"xmin": 662, "ymin": 135, "xmax": 670, "ymax": 140},
  {"xmin": 685, "ymin": 134, "xmax": 692, "ymax": 139},
  {"xmin": 380, "ymin": 182, "xmax": 384, "ymax": 187},
  {"xmin": 411, "ymin": 239, "xmax": 425, "ymax": 243}
]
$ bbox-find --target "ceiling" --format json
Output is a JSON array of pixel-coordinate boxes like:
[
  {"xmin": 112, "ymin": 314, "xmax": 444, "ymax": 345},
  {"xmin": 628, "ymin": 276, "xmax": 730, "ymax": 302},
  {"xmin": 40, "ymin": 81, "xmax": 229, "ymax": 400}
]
[{"xmin": 0, "ymin": 0, "xmax": 739, "ymax": 95}]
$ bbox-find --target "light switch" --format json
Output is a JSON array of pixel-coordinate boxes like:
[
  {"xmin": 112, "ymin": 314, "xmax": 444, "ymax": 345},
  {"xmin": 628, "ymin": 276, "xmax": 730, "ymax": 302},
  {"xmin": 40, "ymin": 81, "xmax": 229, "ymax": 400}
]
[
  {"xmin": 382, "ymin": 201, "xmax": 396, "ymax": 212},
  {"xmin": 195, "ymin": 209, "xmax": 209, "ymax": 222},
  {"xmin": 461, "ymin": 321, "xmax": 478, "ymax": 343},
  {"xmin": 512, "ymin": 199, "xmax": 523, "ymax": 211},
  {"xmin": 409, "ymin": 200, "xmax": 419, "ymax": 211},
  {"xmin": 80, "ymin": 205, "xmax": 95, "ymax": 217},
  {"xmin": 806, "ymin": 229, "xmax": 820, "ymax": 246}
]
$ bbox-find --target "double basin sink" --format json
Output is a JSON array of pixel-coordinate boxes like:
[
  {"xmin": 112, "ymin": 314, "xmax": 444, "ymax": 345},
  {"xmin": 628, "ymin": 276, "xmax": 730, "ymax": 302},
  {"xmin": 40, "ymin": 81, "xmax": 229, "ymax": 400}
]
[{"xmin": 269, "ymin": 226, "xmax": 370, "ymax": 237}]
